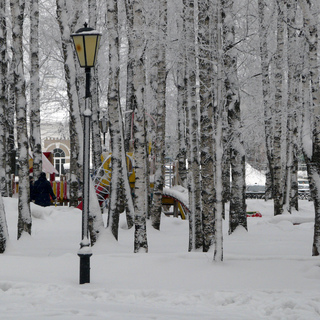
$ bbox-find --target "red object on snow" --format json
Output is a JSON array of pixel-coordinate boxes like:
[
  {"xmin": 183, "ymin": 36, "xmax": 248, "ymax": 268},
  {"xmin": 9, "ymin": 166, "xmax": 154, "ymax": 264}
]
[{"xmin": 246, "ymin": 211, "xmax": 262, "ymax": 217}]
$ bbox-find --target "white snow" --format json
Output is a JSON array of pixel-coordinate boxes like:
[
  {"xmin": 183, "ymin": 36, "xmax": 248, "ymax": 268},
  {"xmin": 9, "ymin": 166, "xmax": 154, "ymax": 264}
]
[
  {"xmin": 246, "ymin": 163, "xmax": 266, "ymax": 185},
  {"xmin": 1, "ymin": 196, "xmax": 320, "ymax": 319}
]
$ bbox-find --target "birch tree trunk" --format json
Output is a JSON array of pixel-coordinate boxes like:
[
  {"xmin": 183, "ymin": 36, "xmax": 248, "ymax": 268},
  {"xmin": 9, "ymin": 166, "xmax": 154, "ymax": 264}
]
[
  {"xmin": 107, "ymin": 0, "xmax": 123, "ymax": 240},
  {"xmin": 285, "ymin": 0, "xmax": 298, "ymax": 212},
  {"xmin": 132, "ymin": 0, "xmax": 148, "ymax": 253},
  {"xmin": 120, "ymin": 112, "xmax": 135, "ymax": 230},
  {"xmin": 10, "ymin": 0, "xmax": 32, "ymax": 239},
  {"xmin": 88, "ymin": 0, "xmax": 102, "ymax": 171},
  {"xmin": 176, "ymin": 90, "xmax": 187, "ymax": 188},
  {"xmin": 145, "ymin": 0, "xmax": 158, "ymax": 151},
  {"xmin": 198, "ymin": 0, "xmax": 215, "ymax": 251},
  {"xmin": 144, "ymin": 0, "xmax": 158, "ymax": 218},
  {"xmin": 290, "ymin": 9, "xmax": 303, "ymax": 213},
  {"xmin": 29, "ymin": 0, "xmax": 42, "ymax": 179},
  {"xmin": 124, "ymin": 0, "xmax": 134, "ymax": 153},
  {"xmin": 272, "ymin": 1, "xmax": 285, "ymax": 216},
  {"xmin": 150, "ymin": 0, "xmax": 167, "ymax": 230},
  {"xmin": 0, "ymin": 193, "xmax": 8, "ymax": 253},
  {"xmin": 176, "ymin": 6, "xmax": 188, "ymax": 188},
  {"xmin": 0, "ymin": 0, "xmax": 7, "ymax": 196},
  {"xmin": 214, "ymin": 0, "xmax": 223, "ymax": 262},
  {"xmin": 298, "ymin": 0, "xmax": 320, "ymax": 256},
  {"xmin": 258, "ymin": 0, "xmax": 273, "ymax": 201},
  {"xmin": 123, "ymin": 0, "xmax": 135, "ymax": 229},
  {"xmin": 185, "ymin": 0, "xmax": 203, "ymax": 252},
  {"xmin": 56, "ymin": 0, "xmax": 83, "ymax": 207},
  {"xmin": 222, "ymin": 0, "xmax": 247, "ymax": 234},
  {"xmin": 5, "ymin": 71, "xmax": 15, "ymax": 197}
]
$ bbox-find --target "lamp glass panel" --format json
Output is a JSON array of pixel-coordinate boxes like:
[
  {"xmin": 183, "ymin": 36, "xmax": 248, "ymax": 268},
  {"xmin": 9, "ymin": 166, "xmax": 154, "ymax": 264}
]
[
  {"xmin": 72, "ymin": 35, "xmax": 86, "ymax": 67},
  {"xmin": 84, "ymin": 35, "xmax": 100, "ymax": 67}
]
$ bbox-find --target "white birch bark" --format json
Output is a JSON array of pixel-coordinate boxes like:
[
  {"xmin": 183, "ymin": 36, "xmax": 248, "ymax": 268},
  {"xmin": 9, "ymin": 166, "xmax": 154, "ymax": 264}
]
[
  {"xmin": 10, "ymin": 0, "xmax": 32, "ymax": 239},
  {"xmin": 214, "ymin": 116, "xmax": 224, "ymax": 262},
  {"xmin": 272, "ymin": 1, "xmax": 285, "ymax": 216},
  {"xmin": 29, "ymin": 0, "xmax": 42, "ymax": 179},
  {"xmin": 123, "ymin": 0, "xmax": 135, "ymax": 229},
  {"xmin": 145, "ymin": 0, "xmax": 159, "ymax": 147},
  {"xmin": 88, "ymin": 0, "xmax": 102, "ymax": 171},
  {"xmin": 285, "ymin": 0, "xmax": 299, "ymax": 213},
  {"xmin": 175, "ymin": 5, "xmax": 188, "ymax": 188},
  {"xmin": 214, "ymin": 1, "xmax": 223, "ymax": 262},
  {"xmin": 222, "ymin": 0, "xmax": 247, "ymax": 234},
  {"xmin": 120, "ymin": 111, "xmax": 135, "ymax": 229},
  {"xmin": 5, "ymin": 70, "xmax": 15, "ymax": 197},
  {"xmin": 150, "ymin": 0, "xmax": 167, "ymax": 230},
  {"xmin": 132, "ymin": 0, "xmax": 148, "ymax": 253},
  {"xmin": 298, "ymin": 0, "xmax": 320, "ymax": 256},
  {"xmin": 185, "ymin": 0, "xmax": 203, "ymax": 252},
  {"xmin": 0, "ymin": 0, "xmax": 7, "ymax": 196},
  {"xmin": 124, "ymin": 0, "xmax": 134, "ymax": 153},
  {"xmin": 0, "ymin": 193, "xmax": 8, "ymax": 253},
  {"xmin": 144, "ymin": 0, "xmax": 158, "ymax": 221},
  {"xmin": 107, "ymin": 0, "xmax": 123, "ymax": 240},
  {"xmin": 257, "ymin": 0, "xmax": 273, "ymax": 201},
  {"xmin": 80, "ymin": 0, "xmax": 104, "ymax": 246},
  {"xmin": 198, "ymin": 0, "xmax": 215, "ymax": 251}
]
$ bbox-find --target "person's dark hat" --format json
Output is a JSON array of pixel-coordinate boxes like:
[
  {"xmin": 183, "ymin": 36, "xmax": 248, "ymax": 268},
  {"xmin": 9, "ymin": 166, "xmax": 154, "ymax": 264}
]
[{"xmin": 40, "ymin": 172, "xmax": 46, "ymax": 179}]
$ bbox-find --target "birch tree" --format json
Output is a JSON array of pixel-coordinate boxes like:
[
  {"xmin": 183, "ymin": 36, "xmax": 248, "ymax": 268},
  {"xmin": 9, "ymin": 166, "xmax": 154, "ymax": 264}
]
[
  {"xmin": 29, "ymin": 0, "xmax": 42, "ymax": 179},
  {"xmin": 0, "ymin": 193, "xmax": 8, "ymax": 253},
  {"xmin": 10, "ymin": 0, "xmax": 32, "ymax": 239},
  {"xmin": 258, "ymin": 0, "xmax": 273, "ymax": 201},
  {"xmin": 0, "ymin": 0, "xmax": 7, "ymax": 196},
  {"xmin": 185, "ymin": 0, "xmax": 203, "ymax": 252},
  {"xmin": 145, "ymin": 0, "xmax": 158, "ymax": 151},
  {"xmin": 5, "ymin": 70, "xmax": 15, "ymax": 198},
  {"xmin": 124, "ymin": 0, "xmax": 134, "ymax": 153},
  {"xmin": 272, "ymin": 1, "xmax": 285, "ymax": 216},
  {"xmin": 123, "ymin": 0, "xmax": 135, "ymax": 229},
  {"xmin": 298, "ymin": 0, "xmax": 320, "ymax": 256},
  {"xmin": 132, "ymin": 0, "xmax": 148, "ymax": 253},
  {"xmin": 175, "ymin": 5, "xmax": 188, "ymax": 188},
  {"xmin": 107, "ymin": 0, "xmax": 123, "ymax": 240},
  {"xmin": 88, "ymin": 0, "xmax": 102, "ymax": 171},
  {"xmin": 150, "ymin": 0, "xmax": 167, "ymax": 230},
  {"xmin": 285, "ymin": 0, "xmax": 299, "ymax": 212},
  {"xmin": 222, "ymin": 0, "xmax": 247, "ymax": 234},
  {"xmin": 214, "ymin": 0, "xmax": 224, "ymax": 262},
  {"xmin": 198, "ymin": 0, "xmax": 215, "ymax": 251}
]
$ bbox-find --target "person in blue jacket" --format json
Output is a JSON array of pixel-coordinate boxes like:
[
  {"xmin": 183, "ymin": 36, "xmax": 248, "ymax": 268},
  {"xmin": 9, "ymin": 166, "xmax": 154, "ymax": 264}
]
[{"xmin": 33, "ymin": 172, "xmax": 56, "ymax": 207}]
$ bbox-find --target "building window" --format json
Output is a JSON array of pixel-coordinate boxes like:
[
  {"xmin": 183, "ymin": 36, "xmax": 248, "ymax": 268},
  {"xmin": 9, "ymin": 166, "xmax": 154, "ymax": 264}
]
[{"xmin": 53, "ymin": 148, "xmax": 66, "ymax": 176}]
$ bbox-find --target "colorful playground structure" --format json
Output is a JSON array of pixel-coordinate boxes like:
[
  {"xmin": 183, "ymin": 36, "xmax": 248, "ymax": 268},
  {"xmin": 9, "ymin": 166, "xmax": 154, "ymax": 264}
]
[
  {"xmin": 85, "ymin": 152, "xmax": 190, "ymax": 219},
  {"xmin": 23, "ymin": 151, "xmax": 190, "ymax": 219}
]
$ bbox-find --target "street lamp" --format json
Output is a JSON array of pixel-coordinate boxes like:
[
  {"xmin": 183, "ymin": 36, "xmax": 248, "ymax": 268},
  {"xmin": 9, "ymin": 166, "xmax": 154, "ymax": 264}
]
[{"xmin": 71, "ymin": 23, "xmax": 101, "ymax": 285}]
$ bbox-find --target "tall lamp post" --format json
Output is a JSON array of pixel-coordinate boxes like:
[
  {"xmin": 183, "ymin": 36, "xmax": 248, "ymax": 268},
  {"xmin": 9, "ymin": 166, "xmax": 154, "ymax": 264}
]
[{"xmin": 71, "ymin": 23, "xmax": 101, "ymax": 284}]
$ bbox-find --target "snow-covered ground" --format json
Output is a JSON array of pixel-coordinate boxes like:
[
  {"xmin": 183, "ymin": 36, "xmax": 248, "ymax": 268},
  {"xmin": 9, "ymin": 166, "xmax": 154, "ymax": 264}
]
[{"xmin": 1, "ymin": 197, "xmax": 320, "ymax": 319}]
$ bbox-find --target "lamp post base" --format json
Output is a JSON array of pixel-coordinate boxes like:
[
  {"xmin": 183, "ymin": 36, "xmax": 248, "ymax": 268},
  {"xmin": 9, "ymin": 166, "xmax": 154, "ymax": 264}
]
[{"xmin": 78, "ymin": 252, "xmax": 92, "ymax": 284}]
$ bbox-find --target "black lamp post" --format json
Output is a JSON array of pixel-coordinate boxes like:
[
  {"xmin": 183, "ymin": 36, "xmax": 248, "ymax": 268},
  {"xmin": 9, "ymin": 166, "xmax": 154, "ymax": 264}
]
[{"xmin": 71, "ymin": 23, "xmax": 101, "ymax": 285}]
